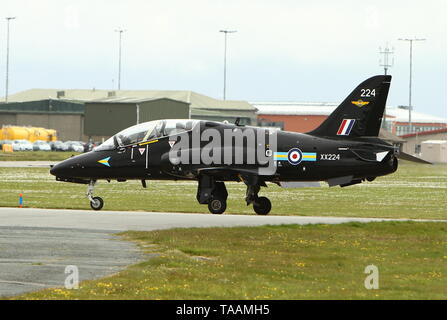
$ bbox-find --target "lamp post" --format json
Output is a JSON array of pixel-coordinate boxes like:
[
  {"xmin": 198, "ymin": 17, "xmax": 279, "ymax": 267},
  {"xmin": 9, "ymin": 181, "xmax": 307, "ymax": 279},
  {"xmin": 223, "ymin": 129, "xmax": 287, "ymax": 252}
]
[
  {"xmin": 5, "ymin": 17, "xmax": 16, "ymax": 103},
  {"xmin": 219, "ymin": 30, "xmax": 237, "ymax": 100},
  {"xmin": 398, "ymin": 37, "xmax": 426, "ymax": 134},
  {"xmin": 115, "ymin": 28, "xmax": 126, "ymax": 90},
  {"xmin": 379, "ymin": 43, "xmax": 394, "ymax": 128}
]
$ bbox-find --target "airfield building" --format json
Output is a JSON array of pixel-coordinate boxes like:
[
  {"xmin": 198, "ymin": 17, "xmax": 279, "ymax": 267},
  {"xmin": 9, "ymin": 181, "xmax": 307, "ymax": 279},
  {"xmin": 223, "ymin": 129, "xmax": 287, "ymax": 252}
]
[
  {"xmin": 400, "ymin": 128, "xmax": 447, "ymax": 159},
  {"xmin": 0, "ymin": 99, "xmax": 84, "ymax": 141},
  {"xmin": 254, "ymin": 101, "xmax": 447, "ymax": 162},
  {"xmin": 0, "ymin": 89, "xmax": 256, "ymax": 141},
  {"xmin": 254, "ymin": 102, "xmax": 447, "ymax": 136}
]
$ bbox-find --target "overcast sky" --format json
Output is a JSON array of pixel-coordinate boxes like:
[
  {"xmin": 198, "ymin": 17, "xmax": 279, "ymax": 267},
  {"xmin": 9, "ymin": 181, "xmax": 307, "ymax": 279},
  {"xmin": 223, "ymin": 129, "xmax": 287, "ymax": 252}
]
[{"xmin": 1, "ymin": 0, "xmax": 446, "ymax": 118}]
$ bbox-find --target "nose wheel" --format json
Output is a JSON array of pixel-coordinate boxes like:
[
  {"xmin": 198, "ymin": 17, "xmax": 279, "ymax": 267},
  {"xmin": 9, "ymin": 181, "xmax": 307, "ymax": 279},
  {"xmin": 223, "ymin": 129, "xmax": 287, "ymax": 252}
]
[
  {"xmin": 87, "ymin": 180, "xmax": 104, "ymax": 211},
  {"xmin": 90, "ymin": 196, "xmax": 104, "ymax": 211}
]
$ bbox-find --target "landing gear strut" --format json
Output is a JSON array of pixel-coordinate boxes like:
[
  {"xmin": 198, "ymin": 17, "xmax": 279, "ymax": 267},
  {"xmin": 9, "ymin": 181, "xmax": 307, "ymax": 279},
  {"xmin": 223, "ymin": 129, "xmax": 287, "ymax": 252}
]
[
  {"xmin": 87, "ymin": 180, "xmax": 104, "ymax": 211},
  {"xmin": 197, "ymin": 175, "xmax": 228, "ymax": 214}
]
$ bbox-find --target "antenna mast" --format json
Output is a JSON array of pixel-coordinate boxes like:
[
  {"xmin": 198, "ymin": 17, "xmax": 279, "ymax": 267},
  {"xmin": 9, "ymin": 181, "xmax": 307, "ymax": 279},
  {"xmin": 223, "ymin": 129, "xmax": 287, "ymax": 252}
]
[{"xmin": 379, "ymin": 43, "xmax": 394, "ymax": 75}]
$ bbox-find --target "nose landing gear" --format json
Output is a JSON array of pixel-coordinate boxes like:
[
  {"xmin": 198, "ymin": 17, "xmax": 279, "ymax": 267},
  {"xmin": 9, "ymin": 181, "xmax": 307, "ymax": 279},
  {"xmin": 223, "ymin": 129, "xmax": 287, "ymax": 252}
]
[{"xmin": 87, "ymin": 180, "xmax": 104, "ymax": 211}]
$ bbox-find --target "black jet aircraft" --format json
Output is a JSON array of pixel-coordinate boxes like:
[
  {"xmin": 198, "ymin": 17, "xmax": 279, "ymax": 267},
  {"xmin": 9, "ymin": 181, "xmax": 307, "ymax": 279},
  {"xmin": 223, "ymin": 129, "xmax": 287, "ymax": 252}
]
[{"xmin": 51, "ymin": 75, "xmax": 418, "ymax": 215}]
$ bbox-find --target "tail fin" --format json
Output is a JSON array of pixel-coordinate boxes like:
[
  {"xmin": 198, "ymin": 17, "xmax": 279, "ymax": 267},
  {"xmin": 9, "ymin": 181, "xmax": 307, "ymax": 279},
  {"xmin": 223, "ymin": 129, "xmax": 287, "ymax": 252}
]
[{"xmin": 307, "ymin": 75, "xmax": 391, "ymax": 138}]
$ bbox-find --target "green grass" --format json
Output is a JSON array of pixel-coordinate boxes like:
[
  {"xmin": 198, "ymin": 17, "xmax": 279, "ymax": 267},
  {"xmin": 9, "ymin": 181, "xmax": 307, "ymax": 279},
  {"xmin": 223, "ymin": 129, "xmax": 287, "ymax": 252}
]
[
  {"xmin": 0, "ymin": 162, "xmax": 445, "ymax": 219},
  {"xmin": 14, "ymin": 222, "xmax": 447, "ymax": 299},
  {"xmin": 0, "ymin": 151, "xmax": 80, "ymax": 161}
]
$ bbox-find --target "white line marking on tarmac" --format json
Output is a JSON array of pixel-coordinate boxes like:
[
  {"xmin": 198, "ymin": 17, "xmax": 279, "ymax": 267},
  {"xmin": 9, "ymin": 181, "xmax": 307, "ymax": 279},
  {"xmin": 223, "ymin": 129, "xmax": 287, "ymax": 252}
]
[{"xmin": 0, "ymin": 279, "xmax": 52, "ymax": 287}]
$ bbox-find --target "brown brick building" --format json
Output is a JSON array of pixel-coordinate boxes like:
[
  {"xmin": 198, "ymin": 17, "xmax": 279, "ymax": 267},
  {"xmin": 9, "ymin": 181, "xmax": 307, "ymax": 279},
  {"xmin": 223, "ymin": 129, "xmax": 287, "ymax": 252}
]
[{"xmin": 253, "ymin": 102, "xmax": 447, "ymax": 136}]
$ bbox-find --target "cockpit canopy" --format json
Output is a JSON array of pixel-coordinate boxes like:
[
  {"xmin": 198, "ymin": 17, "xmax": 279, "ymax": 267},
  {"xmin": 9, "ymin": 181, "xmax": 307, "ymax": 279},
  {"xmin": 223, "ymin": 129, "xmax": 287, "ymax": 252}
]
[{"xmin": 94, "ymin": 119, "xmax": 198, "ymax": 151}]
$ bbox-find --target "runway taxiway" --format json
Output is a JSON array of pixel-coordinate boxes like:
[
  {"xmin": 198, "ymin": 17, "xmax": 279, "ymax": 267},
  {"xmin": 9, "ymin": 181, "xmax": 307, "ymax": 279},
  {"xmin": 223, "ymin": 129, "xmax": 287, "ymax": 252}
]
[{"xmin": 1, "ymin": 207, "xmax": 445, "ymax": 297}]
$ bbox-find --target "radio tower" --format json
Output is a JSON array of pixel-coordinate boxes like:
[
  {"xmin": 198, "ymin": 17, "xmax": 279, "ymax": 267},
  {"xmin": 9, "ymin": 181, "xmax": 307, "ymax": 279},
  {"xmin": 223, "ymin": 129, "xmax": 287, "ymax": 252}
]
[{"xmin": 379, "ymin": 43, "xmax": 394, "ymax": 75}]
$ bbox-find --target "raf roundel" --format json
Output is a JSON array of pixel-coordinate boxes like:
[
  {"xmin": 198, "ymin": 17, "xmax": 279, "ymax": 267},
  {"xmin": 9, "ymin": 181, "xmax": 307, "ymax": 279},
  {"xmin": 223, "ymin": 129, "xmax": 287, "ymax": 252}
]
[{"xmin": 287, "ymin": 148, "xmax": 303, "ymax": 165}]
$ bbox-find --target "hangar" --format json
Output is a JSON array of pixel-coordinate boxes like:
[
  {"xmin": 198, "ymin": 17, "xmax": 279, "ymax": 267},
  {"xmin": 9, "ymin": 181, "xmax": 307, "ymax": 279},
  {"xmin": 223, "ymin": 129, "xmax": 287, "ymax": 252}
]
[
  {"xmin": 0, "ymin": 99, "xmax": 84, "ymax": 141},
  {"xmin": 84, "ymin": 97, "xmax": 189, "ymax": 139},
  {"xmin": 1, "ymin": 89, "xmax": 256, "ymax": 141}
]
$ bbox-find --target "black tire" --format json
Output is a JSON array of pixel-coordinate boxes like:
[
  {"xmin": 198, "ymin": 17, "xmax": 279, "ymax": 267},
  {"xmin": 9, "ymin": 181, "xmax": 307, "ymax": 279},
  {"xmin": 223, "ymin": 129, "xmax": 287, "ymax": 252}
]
[
  {"xmin": 253, "ymin": 196, "xmax": 271, "ymax": 215},
  {"xmin": 90, "ymin": 196, "xmax": 104, "ymax": 211},
  {"xmin": 208, "ymin": 197, "xmax": 226, "ymax": 214}
]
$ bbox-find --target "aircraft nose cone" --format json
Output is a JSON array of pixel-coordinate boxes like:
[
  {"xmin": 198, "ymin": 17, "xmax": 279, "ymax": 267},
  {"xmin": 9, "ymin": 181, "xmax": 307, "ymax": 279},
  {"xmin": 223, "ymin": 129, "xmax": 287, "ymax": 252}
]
[
  {"xmin": 50, "ymin": 162, "xmax": 67, "ymax": 177},
  {"xmin": 50, "ymin": 153, "xmax": 97, "ymax": 180},
  {"xmin": 50, "ymin": 158, "xmax": 79, "ymax": 177}
]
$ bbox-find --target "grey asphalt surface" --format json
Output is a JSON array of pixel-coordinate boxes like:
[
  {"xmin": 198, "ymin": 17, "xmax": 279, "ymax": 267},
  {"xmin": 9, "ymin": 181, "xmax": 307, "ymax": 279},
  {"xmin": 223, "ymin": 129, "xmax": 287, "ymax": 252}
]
[
  {"xmin": 2, "ymin": 207, "xmax": 443, "ymax": 232},
  {"xmin": 0, "ymin": 161, "xmax": 55, "ymax": 168},
  {"xmin": 1, "ymin": 207, "xmax": 445, "ymax": 298},
  {"xmin": 0, "ymin": 225, "xmax": 142, "ymax": 297}
]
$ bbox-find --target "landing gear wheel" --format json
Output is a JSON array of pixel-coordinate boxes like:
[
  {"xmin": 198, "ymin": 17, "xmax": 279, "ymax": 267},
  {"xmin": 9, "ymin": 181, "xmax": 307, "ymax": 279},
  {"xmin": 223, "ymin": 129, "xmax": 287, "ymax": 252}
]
[
  {"xmin": 90, "ymin": 196, "xmax": 104, "ymax": 211},
  {"xmin": 253, "ymin": 196, "xmax": 271, "ymax": 215},
  {"xmin": 208, "ymin": 197, "xmax": 227, "ymax": 214}
]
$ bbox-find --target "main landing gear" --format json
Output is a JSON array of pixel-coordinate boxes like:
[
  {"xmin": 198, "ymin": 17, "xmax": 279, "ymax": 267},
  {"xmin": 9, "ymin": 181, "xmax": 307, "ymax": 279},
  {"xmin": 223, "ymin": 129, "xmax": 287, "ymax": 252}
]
[
  {"xmin": 87, "ymin": 180, "xmax": 104, "ymax": 211},
  {"xmin": 196, "ymin": 175, "xmax": 272, "ymax": 215},
  {"xmin": 245, "ymin": 184, "xmax": 272, "ymax": 215},
  {"xmin": 197, "ymin": 175, "xmax": 228, "ymax": 214}
]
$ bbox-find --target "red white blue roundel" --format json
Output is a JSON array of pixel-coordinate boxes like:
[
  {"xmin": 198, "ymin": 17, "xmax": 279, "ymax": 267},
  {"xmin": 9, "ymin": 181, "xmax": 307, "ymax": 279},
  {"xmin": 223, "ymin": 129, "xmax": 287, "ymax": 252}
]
[{"xmin": 287, "ymin": 148, "xmax": 303, "ymax": 165}]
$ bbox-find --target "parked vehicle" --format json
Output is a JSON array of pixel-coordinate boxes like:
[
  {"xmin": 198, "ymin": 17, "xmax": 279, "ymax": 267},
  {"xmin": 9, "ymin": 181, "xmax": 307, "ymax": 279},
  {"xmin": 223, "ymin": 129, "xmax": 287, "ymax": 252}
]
[
  {"xmin": 32, "ymin": 140, "xmax": 51, "ymax": 151},
  {"xmin": 15, "ymin": 140, "xmax": 34, "ymax": 151},
  {"xmin": 84, "ymin": 140, "xmax": 98, "ymax": 152},
  {"xmin": 65, "ymin": 141, "xmax": 84, "ymax": 153},
  {"xmin": 75, "ymin": 141, "xmax": 87, "ymax": 152},
  {"xmin": 50, "ymin": 141, "xmax": 69, "ymax": 151},
  {"xmin": 11, "ymin": 140, "xmax": 24, "ymax": 151}
]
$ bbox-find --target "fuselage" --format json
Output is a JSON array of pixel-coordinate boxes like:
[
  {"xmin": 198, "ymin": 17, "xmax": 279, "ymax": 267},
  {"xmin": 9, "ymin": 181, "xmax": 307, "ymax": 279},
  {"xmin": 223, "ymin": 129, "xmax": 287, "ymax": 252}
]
[{"xmin": 50, "ymin": 120, "xmax": 397, "ymax": 185}]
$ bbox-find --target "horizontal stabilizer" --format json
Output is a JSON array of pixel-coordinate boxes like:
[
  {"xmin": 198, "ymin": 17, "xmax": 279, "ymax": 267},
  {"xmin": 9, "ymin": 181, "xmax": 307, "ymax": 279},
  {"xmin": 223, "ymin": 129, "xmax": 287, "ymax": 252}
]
[{"xmin": 398, "ymin": 152, "xmax": 432, "ymax": 164}]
